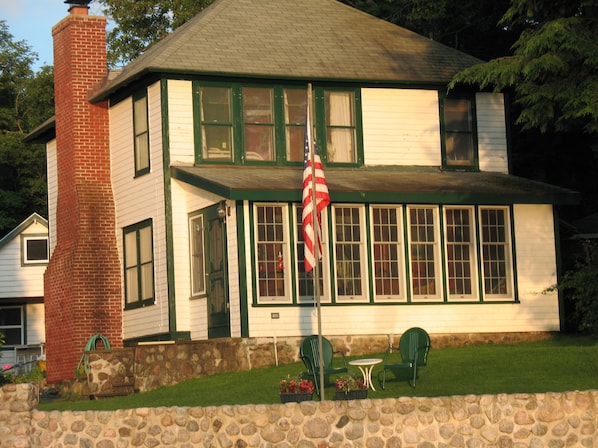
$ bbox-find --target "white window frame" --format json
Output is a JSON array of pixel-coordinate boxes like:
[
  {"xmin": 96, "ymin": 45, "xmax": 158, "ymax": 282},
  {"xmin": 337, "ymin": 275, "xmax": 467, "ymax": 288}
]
[
  {"xmin": 253, "ymin": 203, "xmax": 292, "ymax": 304},
  {"xmin": 370, "ymin": 205, "xmax": 406, "ymax": 302},
  {"xmin": 443, "ymin": 206, "xmax": 479, "ymax": 301},
  {"xmin": 189, "ymin": 213, "xmax": 206, "ymax": 298},
  {"xmin": 479, "ymin": 206, "xmax": 514, "ymax": 301},
  {"xmin": 407, "ymin": 205, "xmax": 443, "ymax": 302},
  {"xmin": 293, "ymin": 204, "xmax": 331, "ymax": 304},
  {"xmin": 332, "ymin": 204, "xmax": 368, "ymax": 303},
  {"xmin": 22, "ymin": 235, "xmax": 49, "ymax": 265}
]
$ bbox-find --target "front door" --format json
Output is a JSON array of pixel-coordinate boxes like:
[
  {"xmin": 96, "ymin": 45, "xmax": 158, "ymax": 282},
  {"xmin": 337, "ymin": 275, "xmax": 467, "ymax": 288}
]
[{"xmin": 206, "ymin": 206, "xmax": 230, "ymax": 338}]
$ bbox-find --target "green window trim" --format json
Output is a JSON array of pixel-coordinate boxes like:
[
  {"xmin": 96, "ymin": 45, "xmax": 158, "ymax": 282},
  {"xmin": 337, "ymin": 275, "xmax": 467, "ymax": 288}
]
[
  {"xmin": 132, "ymin": 89, "xmax": 150, "ymax": 177},
  {"xmin": 193, "ymin": 82, "xmax": 363, "ymax": 168},
  {"xmin": 250, "ymin": 202, "xmax": 517, "ymax": 306},
  {"xmin": 440, "ymin": 92, "xmax": 479, "ymax": 171},
  {"xmin": 123, "ymin": 218, "xmax": 155, "ymax": 310}
]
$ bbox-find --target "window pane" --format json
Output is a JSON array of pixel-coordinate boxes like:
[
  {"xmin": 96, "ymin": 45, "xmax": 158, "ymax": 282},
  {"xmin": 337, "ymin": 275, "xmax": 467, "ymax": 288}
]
[
  {"xmin": 372, "ymin": 207, "xmax": 402, "ymax": 298},
  {"xmin": 325, "ymin": 91, "xmax": 356, "ymax": 163},
  {"xmin": 139, "ymin": 226, "xmax": 152, "ymax": 264},
  {"xmin": 256, "ymin": 205, "xmax": 287, "ymax": 299},
  {"xmin": 190, "ymin": 216, "xmax": 205, "ymax": 296},
  {"xmin": 133, "ymin": 95, "xmax": 150, "ymax": 173},
  {"xmin": 0, "ymin": 307, "xmax": 21, "ymax": 326},
  {"xmin": 201, "ymin": 87, "xmax": 233, "ymax": 161},
  {"xmin": 133, "ymin": 96, "xmax": 148, "ymax": 132},
  {"xmin": 445, "ymin": 208, "xmax": 474, "ymax": 297},
  {"xmin": 409, "ymin": 207, "xmax": 438, "ymax": 297},
  {"xmin": 444, "ymin": 98, "xmax": 474, "ymax": 166},
  {"xmin": 284, "ymin": 89, "xmax": 307, "ymax": 162},
  {"xmin": 26, "ymin": 238, "xmax": 48, "ymax": 261},
  {"xmin": 480, "ymin": 208, "xmax": 511, "ymax": 296},
  {"xmin": 334, "ymin": 206, "xmax": 363, "ymax": 297}
]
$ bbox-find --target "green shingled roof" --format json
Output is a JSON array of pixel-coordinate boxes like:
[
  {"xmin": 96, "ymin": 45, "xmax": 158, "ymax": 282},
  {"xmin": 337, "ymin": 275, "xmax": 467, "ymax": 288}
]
[{"xmin": 93, "ymin": 0, "xmax": 483, "ymax": 101}]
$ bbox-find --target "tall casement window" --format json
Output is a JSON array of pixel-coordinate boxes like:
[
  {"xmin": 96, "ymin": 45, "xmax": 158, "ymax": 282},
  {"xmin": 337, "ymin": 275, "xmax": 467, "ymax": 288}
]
[
  {"xmin": 333, "ymin": 205, "xmax": 367, "ymax": 302},
  {"xmin": 442, "ymin": 95, "xmax": 477, "ymax": 169},
  {"xmin": 0, "ymin": 306, "xmax": 24, "ymax": 346},
  {"xmin": 255, "ymin": 204, "xmax": 290, "ymax": 303},
  {"xmin": 444, "ymin": 207, "xmax": 477, "ymax": 301},
  {"xmin": 22, "ymin": 235, "xmax": 48, "ymax": 265},
  {"xmin": 408, "ymin": 206, "xmax": 442, "ymax": 301},
  {"xmin": 242, "ymin": 87, "xmax": 275, "ymax": 161},
  {"xmin": 285, "ymin": 89, "xmax": 308, "ymax": 162},
  {"xmin": 324, "ymin": 90, "xmax": 357, "ymax": 164},
  {"xmin": 371, "ymin": 206, "xmax": 405, "ymax": 301},
  {"xmin": 200, "ymin": 86, "xmax": 234, "ymax": 161},
  {"xmin": 189, "ymin": 213, "xmax": 206, "ymax": 297},
  {"xmin": 124, "ymin": 219, "xmax": 154, "ymax": 309},
  {"xmin": 480, "ymin": 207, "xmax": 513, "ymax": 298},
  {"xmin": 133, "ymin": 90, "xmax": 150, "ymax": 176},
  {"xmin": 294, "ymin": 205, "xmax": 329, "ymax": 303}
]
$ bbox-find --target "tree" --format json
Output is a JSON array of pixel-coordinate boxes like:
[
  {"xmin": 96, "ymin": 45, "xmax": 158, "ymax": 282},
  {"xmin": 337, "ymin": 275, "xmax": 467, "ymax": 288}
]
[
  {"xmin": 98, "ymin": 0, "xmax": 215, "ymax": 67},
  {"xmin": 451, "ymin": 0, "xmax": 598, "ymax": 135},
  {"xmin": 0, "ymin": 22, "xmax": 54, "ymax": 237}
]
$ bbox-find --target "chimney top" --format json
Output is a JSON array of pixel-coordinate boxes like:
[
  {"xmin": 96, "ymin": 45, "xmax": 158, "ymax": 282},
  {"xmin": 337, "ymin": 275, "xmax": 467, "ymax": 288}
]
[{"xmin": 65, "ymin": 0, "xmax": 92, "ymax": 13}]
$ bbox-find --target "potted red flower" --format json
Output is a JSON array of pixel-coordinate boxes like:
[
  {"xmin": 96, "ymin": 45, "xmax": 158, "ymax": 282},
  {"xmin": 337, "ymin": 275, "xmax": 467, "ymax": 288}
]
[
  {"xmin": 279, "ymin": 374, "xmax": 315, "ymax": 403},
  {"xmin": 335, "ymin": 374, "xmax": 368, "ymax": 400}
]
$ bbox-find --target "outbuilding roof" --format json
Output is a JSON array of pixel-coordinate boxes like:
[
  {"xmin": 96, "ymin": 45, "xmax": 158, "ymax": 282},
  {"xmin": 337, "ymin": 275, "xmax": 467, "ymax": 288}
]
[{"xmin": 92, "ymin": 0, "xmax": 483, "ymax": 101}]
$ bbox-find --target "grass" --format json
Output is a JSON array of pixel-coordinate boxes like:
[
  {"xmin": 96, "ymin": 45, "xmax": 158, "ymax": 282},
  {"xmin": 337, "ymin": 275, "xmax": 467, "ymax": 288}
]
[{"xmin": 38, "ymin": 335, "xmax": 598, "ymax": 411}]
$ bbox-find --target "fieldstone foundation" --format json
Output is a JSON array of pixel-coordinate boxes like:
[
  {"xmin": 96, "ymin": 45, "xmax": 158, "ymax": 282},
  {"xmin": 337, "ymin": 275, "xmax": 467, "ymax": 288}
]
[{"xmin": 1, "ymin": 384, "xmax": 597, "ymax": 447}]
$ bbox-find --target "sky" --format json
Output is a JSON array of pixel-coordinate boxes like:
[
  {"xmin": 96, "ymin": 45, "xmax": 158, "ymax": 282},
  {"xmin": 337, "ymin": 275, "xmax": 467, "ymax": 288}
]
[{"xmin": 1, "ymin": 0, "xmax": 105, "ymax": 70}]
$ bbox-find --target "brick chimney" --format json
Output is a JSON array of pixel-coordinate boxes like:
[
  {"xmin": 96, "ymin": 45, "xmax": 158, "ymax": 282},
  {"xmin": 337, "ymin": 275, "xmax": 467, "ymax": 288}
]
[{"xmin": 45, "ymin": 2, "xmax": 122, "ymax": 383}]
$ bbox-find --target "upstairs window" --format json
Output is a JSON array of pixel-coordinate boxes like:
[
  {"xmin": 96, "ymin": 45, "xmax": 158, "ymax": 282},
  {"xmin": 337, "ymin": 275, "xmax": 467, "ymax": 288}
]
[
  {"xmin": 285, "ymin": 89, "xmax": 308, "ymax": 162},
  {"xmin": 242, "ymin": 87, "xmax": 275, "ymax": 161},
  {"xmin": 133, "ymin": 91, "xmax": 150, "ymax": 176},
  {"xmin": 324, "ymin": 90, "xmax": 357, "ymax": 164},
  {"xmin": 124, "ymin": 219, "xmax": 155, "ymax": 309},
  {"xmin": 22, "ymin": 235, "xmax": 48, "ymax": 265},
  {"xmin": 442, "ymin": 95, "xmax": 477, "ymax": 169},
  {"xmin": 200, "ymin": 86, "xmax": 234, "ymax": 162}
]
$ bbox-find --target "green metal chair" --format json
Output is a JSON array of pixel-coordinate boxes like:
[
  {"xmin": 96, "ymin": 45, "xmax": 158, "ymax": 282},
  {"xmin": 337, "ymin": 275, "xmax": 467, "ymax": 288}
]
[
  {"xmin": 382, "ymin": 327, "xmax": 431, "ymax": 389},
  {"xmin": 300, "ymin": 335, "xmax": 348, "ymax": 395}
]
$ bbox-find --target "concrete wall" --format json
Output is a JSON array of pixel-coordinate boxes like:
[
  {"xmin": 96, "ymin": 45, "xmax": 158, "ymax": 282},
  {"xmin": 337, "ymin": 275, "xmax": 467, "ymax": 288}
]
[{"xmin": 1, "ymin": 384, "xmax": 597, "ymax": 448}]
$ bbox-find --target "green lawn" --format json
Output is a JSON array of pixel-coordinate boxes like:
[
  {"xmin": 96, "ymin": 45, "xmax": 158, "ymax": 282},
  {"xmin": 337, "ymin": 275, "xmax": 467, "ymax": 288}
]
[{"xmin": 38, "ymin": 335, "xmax": 598, "ymax": 411}]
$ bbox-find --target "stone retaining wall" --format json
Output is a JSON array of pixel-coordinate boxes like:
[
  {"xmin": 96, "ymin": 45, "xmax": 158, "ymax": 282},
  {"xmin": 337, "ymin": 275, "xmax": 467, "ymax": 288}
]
[
  {"xmin": 2, "ymin": 384, "xmax": 597, "ymax": 447},
  {"xmin": 84, "ymin": 332, "xmax": 555, "ymax": 396}
]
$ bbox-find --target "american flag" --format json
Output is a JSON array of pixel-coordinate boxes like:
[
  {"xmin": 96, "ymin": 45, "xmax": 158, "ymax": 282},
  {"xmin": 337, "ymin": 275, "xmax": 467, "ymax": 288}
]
[{"xmin": 302, "ymin": 122, "xmax": 330, "ymax": 272}]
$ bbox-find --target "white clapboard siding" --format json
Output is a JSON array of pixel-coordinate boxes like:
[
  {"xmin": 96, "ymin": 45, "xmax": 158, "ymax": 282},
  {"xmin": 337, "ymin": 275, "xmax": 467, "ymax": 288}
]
[
  {"xmin": 167, "ymin": 80, "xmax": 194, "ymax": 164},
  {"xmin": 46, "ymin": 140, "xmax": 58, "ymax": 255},
  {"xmin": 476, "ymin": 92, "xmax": 509, "ymax": 173},
  {"xmin": 111, "ymin": 82, "xmax": 170, "ymax": 339},
  {"xmin": 361, "ymin": 88, "xmax": 441, "ymax": 166},
  {"xmin": 0, "ymin": 220, "xmax": 47, "ymax": 299}
]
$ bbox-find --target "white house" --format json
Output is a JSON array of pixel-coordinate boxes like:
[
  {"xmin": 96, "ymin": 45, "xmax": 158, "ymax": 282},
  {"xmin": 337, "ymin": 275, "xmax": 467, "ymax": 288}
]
[
  {"xmin": 27, "ymin": 0, "xmax": 578, "ymax": 381},
  {"xmin": 0, "ymin": 213, "xmax": 47, "ymax": 371}
]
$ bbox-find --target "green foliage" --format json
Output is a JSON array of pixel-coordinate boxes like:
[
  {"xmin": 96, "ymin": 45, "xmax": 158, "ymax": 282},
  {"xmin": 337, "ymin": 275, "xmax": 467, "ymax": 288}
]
[
  {"xmin": 98, "ymin": 0, "xmax": 215, "ymax": 67},
  {"xmin": 452, "ymin": 0, "xmax": 598, "ymax": 134},
  {"xmin": 554, "ymin": 262, "xmax": 598, "ymax": 335},
  {"xmin": 0, "ymin": 21, "xmax": 52, "ymax": 237}
]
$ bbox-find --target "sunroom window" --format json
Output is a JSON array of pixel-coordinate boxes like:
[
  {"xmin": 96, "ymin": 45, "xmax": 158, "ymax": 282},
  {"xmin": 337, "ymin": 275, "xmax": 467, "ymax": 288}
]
[
  {"xmin": 371, "ymin": 206, "xmax": 405, "ymax": 301},
  {"xmin": 444, "ymin": 207, "xmax": 477, "ymax": 300},
  {"xmin": 480, "ymin": 207, "xmax": 512, "ymax": 298},
  {"xmin": 408, "ymin": 206, "xmax": 442, "ymax": 301},
  {"xmin": 333, "ymin": 205, "xmax": 367, "ymax": 302},
  {"xmin": 255, "ymin": 204, "xmax": 291, "ymax": 303}
]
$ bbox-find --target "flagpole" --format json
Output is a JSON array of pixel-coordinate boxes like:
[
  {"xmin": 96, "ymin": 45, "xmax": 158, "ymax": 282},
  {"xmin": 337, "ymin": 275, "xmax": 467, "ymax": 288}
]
[{"xmin": 307, "ymin": 83, "xmax": 325, "ymax": 401}]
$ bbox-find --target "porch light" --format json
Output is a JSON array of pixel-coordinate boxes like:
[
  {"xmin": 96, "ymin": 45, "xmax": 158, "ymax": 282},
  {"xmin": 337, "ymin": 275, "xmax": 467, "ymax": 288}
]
[{"xmin": 217, "ymin": 201, "xmax": 230, "ymax": 220}]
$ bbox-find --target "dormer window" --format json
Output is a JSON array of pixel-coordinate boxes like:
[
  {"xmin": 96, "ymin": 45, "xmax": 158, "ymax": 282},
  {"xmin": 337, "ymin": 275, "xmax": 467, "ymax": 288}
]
[{"xmin": 441, "ymin": 94, "xmax": 478, "ymax": 169}]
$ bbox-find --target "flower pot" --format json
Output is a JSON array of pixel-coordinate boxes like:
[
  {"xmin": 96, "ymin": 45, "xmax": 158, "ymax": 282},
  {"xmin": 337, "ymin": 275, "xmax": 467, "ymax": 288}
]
[
  {"xmin": 335, "ymin": 389, "xmax": 368, "ymax": 400},
  {"xmin": 280, "ymin": 392, "xmax": 313, "ymax": 403}
]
